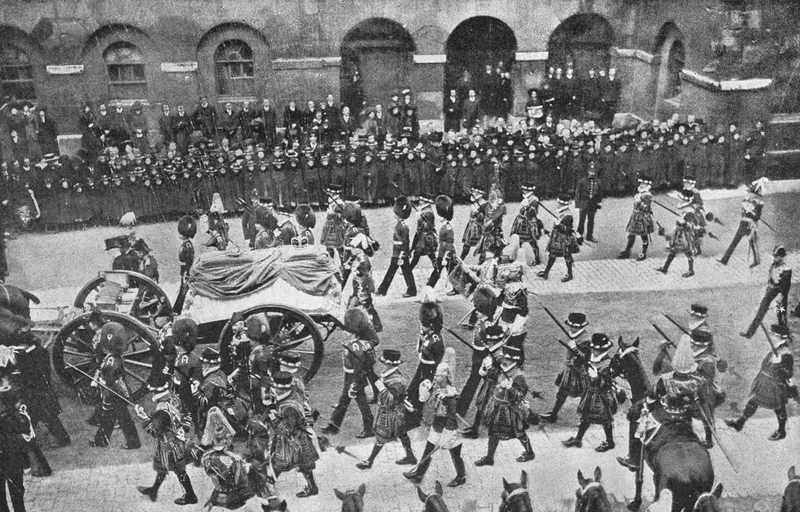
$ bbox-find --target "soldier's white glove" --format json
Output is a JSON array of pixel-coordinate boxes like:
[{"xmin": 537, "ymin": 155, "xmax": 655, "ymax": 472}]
[
  {"xmin": 480, "ymin": 355, "xmax": 494, "ymax": 373},
  {"xmin": 190, "ymin": 380, "xmax": 200, "ymax": 395},
  {"xmin": 227, "ymin": 368, "xmax": 239, "ymax": 385},
  {"xmin": 176, "ymin": 429, "xmax": 187, "ymax": 442},
  {"xmin": 419, "ymin": 379, "xmax": 433, "ymax": 402},
  {"xmin": 134, "ymin": 405, "xmax": 148, "ymax": 420},
  {"xmin": 348, "ymin": 383, "xmax": 358, "ymax": 399}
]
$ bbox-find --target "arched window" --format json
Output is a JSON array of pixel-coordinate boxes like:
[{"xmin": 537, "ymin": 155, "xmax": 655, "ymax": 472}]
[
  {"xmin": 104, "ymin": 42, "xmax": 146, "ymax": 99},
  {"xmin": 666, "ymin": 40, "xmax": 685, "ymax": 100},
  {"xmin": 0, "ymin": 46, "xmax": 35, "ymax": 100},
  {"xmin": 214, "ymin": 40, "xmax": 254, "ymax": 97}
]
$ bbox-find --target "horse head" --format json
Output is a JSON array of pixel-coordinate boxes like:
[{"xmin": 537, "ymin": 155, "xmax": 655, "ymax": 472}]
[
  {"xmin": 500, "ymin": 470, "xmax": 533, "ymax": 512},
  {"xmin": 334, "ymin": 483, "xmax": 366, "ymax": 512},
  {"xmin": 693, "ymin": 483, "xmax": 723, "ymax": 512},
  {"xmin": 783, "ymin": 467, "xmax": 800, "ymax": 512},
  {"xmin": 611, "ymin": 337, "xmax": 650, "ymax": 401},
  {"xmin": 0, "ymin": 307, "xmax": 35, "ymax": 346},
  {"xmin": 417, "ymin": 481, "xmax": 449, "ymax": 512},
  {"xmin": 262, "ymin": 497, "xmax": 288, "ymax": 511},
  {"xmin": 575, "ymin": 467, "xmax": 612, "ymax": 512},
  {"xmin": 0, "ymin": 285, "xmax": 40, "ymax": 320}
]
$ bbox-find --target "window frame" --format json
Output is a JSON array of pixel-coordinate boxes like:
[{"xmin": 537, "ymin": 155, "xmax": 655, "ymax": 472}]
[
  {"xmin": 0, "ymin": 45, "xmax": 36, "ymax": 101},
  {"xmin": 104, "ymin": 42, "xmax": 147, "ymax": 99},
  {"xmin": 213, "ymin": 39, "xmax": 255, "ymax": 96}
]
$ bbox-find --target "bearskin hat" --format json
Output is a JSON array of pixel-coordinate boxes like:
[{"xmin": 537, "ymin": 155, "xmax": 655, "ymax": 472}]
[
  {"xmin": 99, "ymin": 322, "xmax": 129, "ymax": 356},
  {"xmin": 342, "ymin": 201, "xmax": 363, "ymax": 226},
  {"xmin": 295, "ymin": 204, "xmax": 316, "ymax": 229},
  {"xmin": 472, "ymin": 286, "xmax": 498, "ymax": 318},
  {"xmin": 245, "ymin": 313, "xmax": 271, "ymax": 344},
  {"xmin": 393, "ymin": 196, "xmax": 412, "ymax": 220},
  {"xmin": 150, "ymin": 409, "xmax": 173, "ymax": 436},
  {"xmin": 343, "ymin": 307, "xmax": 379, "ymax": 344},
  {"xmin": 172, "ymin": 318, "xmax": 198, "ymax": 352},
  {"xmin": 419, "ymin": 302, "xmax": 444, "ymax": 332},
  {"xmin": 434, "ymin": 195, "xmax": 453, "ymax": 221},
  {"xmin": 177, "ymin": 215, "xmax": 197, "ymax": 238},
  {"xmin": 255, "ymin": 206, "xmax": 270, "ymax": 227}
]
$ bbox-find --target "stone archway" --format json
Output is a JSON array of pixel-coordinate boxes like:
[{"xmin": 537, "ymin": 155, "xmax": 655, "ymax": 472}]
[
  {"xmin": 340, "ymin": 18, "xmax": 416, "ymax": 111},
  {"xmin": 653, "ymin": 23, "xmax": 686, "ymax": 117},
  {"xmin": 547, "ymin": 13, "xmax": 613, "ymax": 76}
]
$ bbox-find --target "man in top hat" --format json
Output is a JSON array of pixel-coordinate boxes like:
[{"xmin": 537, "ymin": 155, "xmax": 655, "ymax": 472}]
[
  {"xmin": 740, "ymin": 245, "xmax": 792, "ymax": 338},
  {"xmin": 726, "ymin": 324, "xmax": 796, "ymax": 440},
  {"xmin": 474, "ymin": 334, "xmax": 536, "ymax": 466},
  {"xmin": 427, "ymin": 195, "xmax": 456, "ymax": 290},
  {"xmin": 511, "ymin": 183, "xmax": 543, "ymax": 267},
  {"xmin": 192, "ymin": 96, "xmax": 217, "ymax": 140},
  {"xmin": 538, "ymin": 194, "xmax": 581, "ymax": 282},
  {"xmin": 356, "ymin": 348, "xmax": 417, "ymax": 470},
  {"xmin": 718, "ymin": 178, "xmax": 767, "ymax": 267},
  {"xmin": 376, "ymin": 196, "xmax": 417, "ymax": 298},
  {"xmin": 618, "ymin": 175, "xmax": 654, "ymax": 261},
  {"xmin": 460, "ymin": 186, "xmax": 488, "ymax": 261},
  {"xmin": 541, "ymin": 312, "xmax": 591, "ymax": 423},
  {"xmin": 444, "ymin": 89, "xmax": 461, "ymax": 133},
  {"xmin": 562, "ymin": 333, "xmax": 617, "ymax": 452},
  {"xmin": 408, "ymin": 195, "xmax": 438, "ymax": 273},
  {"xmin": 575, "ymin": 162, "xmax": 602, "ymax": 242},
  {"xmin": 654, "ymin": 195, "xmax": 699, "ymax": 278}
]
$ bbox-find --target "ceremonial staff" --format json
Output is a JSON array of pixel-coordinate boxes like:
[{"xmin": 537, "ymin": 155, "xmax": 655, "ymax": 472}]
[{"xmin": 537, "ymin": 202, "xmax": 594, "ymax": 245}]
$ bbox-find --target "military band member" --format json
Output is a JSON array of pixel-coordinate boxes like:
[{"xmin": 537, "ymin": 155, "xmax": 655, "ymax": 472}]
[
  {"xmin": 718, "ymin": 178, "xmax": 766, "ymax": 267},
  {"xmin": 562, "ymin": 333, "xmax": 617, "ymax": 452},
  {"xmin": 474, "ymin": 336, "xmax": 536, "ymax": 466},
  {"xmin": 376, "ymin": 196, "xmax": 417, "ymax": 298},
  {"xmin": 427, "ymin": 195, "xmax": 455, "ymax": 290},
  {"xmin": 726, "ymin": 324, "xmax": 795, "ymax": 440},
  {"xmin": 510, "ymin": 183, "xmax": 543, "ymax": 267},
  {"xmin": 408, "ymin": 195, "xmax": 438, "ymax": 273},
  {"xmin": 654, "ymin": 204, "xmax": 698, "ymax": 278},
  {"xmin": 356, "ymin": 349, "xmax": 416, "ymax": 469},
  {"xmin": 741, "ymin": 245, "xmax": 792, "ymax": 338},
  {"xmin": 538, "ymin": 194, "xmax": 581, "ymax": 282},
  {"xmin": 618, "ymin": 175, "xmax": 654, "ymax": 261},
  {"xmin": 541, "ymin": 312, "xmax": 590, "ymax": 423},
  {"xmin": 461, "ymin": 186, "xmax": 488, "ymax": 261}
]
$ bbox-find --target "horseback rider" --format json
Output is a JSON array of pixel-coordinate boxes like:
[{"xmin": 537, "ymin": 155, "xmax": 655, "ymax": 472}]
[{"xmin": 541, "ymin": 312, "xmax": 591, "ymax": 423}]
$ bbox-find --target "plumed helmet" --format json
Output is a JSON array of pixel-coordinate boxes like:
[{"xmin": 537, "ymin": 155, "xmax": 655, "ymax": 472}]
[
  {"xmin": 672, "ymin": 336, "xmax": 698, "ymax": 373},
  {"xmin": 393, "ymin": 196, "xmax": 412, "ymax": 220},
  {"xmin": 200, "ymin": 406, "xmax": 236, "ymax": 446},
  {"xmin": 249, "ymin": 344, "xmax": 275, "ymax": 379},
  {"xmin": 501, "ymin": 234, "xmax": 520, "ymax": 263},
  {"xmin": 177, "ymin": 215, "xmax": 197, "ymax": 238},
  {"xmin": 99, "ymin": 322, "xmax": 129, "ymax": 356},
  {"xmin": 295, "ymin": 204, "xmax": 316, "ymax": 229},
  {"xmin": 343, "ymin": 307, "xmax": 378, "ymax": 344},
  {"xmin": 419, "ymin": 302, "xmax": 444, "ymax": 332},
  {"xmin": 472, "ymin": 286, "xmax": 498, "ymax": 318},
  {"xmin": 245, "ymin": 313, "xmax": 271, "ymax": 344},
  {"xmin": 434, "ymin": 195, "xmax": 453, "ymax": 221},
  {"xmin": 342, "ymin": 201, "xmax": 363, "ymax": 226},
  {"xmin": 172, "ymin": 318, "xmax": 198, "ymax": 352}
]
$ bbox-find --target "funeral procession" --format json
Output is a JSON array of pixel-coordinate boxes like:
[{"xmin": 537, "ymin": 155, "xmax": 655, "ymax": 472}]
[{"xmin": 4, "ymin": 0, "xmax": 800, "ymax": 511}]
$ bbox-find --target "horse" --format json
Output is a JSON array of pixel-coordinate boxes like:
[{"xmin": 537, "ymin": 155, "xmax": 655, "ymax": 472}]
[
  {"xmin": 574, "ymin": 467, "xmax": 613, "ymax": 512},
  {"xmin": 611, "ymin": 336, "xmax": 714, "ymax": 512},
  {"xmin": 0, "ymin": 284, "xmax": 40, "ymax": 319},
  {"xmin": 335, "ymin": 483, "xmax": 366, "ymax": 512},
  {"xmin": 417, "ymin": 481, "xmax": 450, "ymax": 512},
  {"xmin": 261, "ymin": 497, "xmax": 288, "ymax": 511},
  {"xmin": 692, "ymin": 484, "xmax": 723, "ymax": 512},
  {"xmin": 499, "ymin": 470, "xmax": 533, "ymax": 512},
  {"xmin": 783, "ymin": 466, "xmax": 800, "ymax": 512}
]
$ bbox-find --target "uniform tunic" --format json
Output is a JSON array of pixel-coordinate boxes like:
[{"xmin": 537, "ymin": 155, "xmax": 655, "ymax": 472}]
[
  {"xmin": 270, "ymin": 394, "xmax": 320, "ymax": 474},
  {"xmin": 546, "ymin": 213, "xmax": 579, "ymax": 257},
  {"xmin": 413, "ymin": 210, "xmax": 438, "ymax": 256},
  {"xmin": 750, "ymin": 347, "xmax": 794, "ymax": 410},
  {"xmin": 625, "ymin": 192, "xmax": 655, "ymax": 235},
  {"xmin": 463, "ymin": 201, "xmax": 488, "ymax": 246},
  {"xmin": 510, "ymin": 197, "xmax": 541, "ymax": 243},
  {"xmin": 373, "ymin": 368, "xmax": 409, "ymax": 444},
  {"xmin": 555, "ymin": 340, "xmax": 590, "ymax": 397},
  {"xmin": 577, "ymin": 358, "xmax": 617, "ymax": 424},
  {"xmin": 484, "ymin": 367, "xmax": 529, "ymax": 440}
]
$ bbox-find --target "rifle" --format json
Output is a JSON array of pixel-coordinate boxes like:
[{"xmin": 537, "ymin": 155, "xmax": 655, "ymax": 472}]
[{"xmin": 759, "ymin": 322, "xmax": 779, "ymax": 357}]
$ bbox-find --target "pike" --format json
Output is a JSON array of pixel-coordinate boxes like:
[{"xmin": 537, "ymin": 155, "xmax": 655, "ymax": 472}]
[
  {"xmin": 335, "ymin": 445, "xmax": 363, "ymax": 461},
  {"xmin": 66, "ymin": 363, "xmax": 137, "ymax": 408},
  {"xmin": 695, "ymin": 399, "xmax": 738, "ymax": 473},
  {"xmin": 653, "ymin": 199, "xmax": 680, "ymax": 216},
  {"xmin": 540, "ymin": 306, "xmax": 590, "ymax": 357},
  {"xmin": 650, "ymin": 322, "xmax": 677, "ymax": 348},
  {"xmin": 661, "ymin": 312, "xmax": 690, "ymax": 335},
  {"xmin": 538, "ymin": 203, "xmax": 594, "ymax": 244},
  {"xmin": 760, "ymin": 322, "xmax": 779, "ymax": 356}
]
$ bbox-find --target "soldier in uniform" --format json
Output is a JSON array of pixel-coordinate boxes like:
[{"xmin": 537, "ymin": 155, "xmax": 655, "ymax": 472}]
[
  {"xmin": 427, "ymin": 195, "xmax": 455, "ymax": 290},
  {"xmin": 718, "ymin": 178, "xmax": 766, "ymax": 267},
  {"xmin": 741, "ymin": 245, "xmax": 792, "ymax": 338},
  {"xmin": 460, "ymin": 186, "xmax": 488, "ymax": 261},
  {"xmin": 474, "ymin": 336, "xmax": 536, "ymax": 466},
  {"xmin": 510, "ymin": 183, "xmax": 543, "ymax": 267},
  {"xmin": 349, "ymin": 233, "xmax": 382, "ymax": 332},
  {"xmin": 408, "ymin": 195, "xmax": 438, "ymax": 274},
  {"xmin": 575, "ymin": 162, "xmax": 602, "ymax": 242},
  {"xmin": 459, "ymin": 323, "xmax": 505, "ymax": 439},
  {"xmin": 194, "ymin": 348, "xmax": 236, "ymax": 435},
  {"xmin": 356, "ymin": 349, "xmax": 416, "ymax": 469},
  {"xmin": 618, "ymin": 175, "xmax": 654, "ymax": 261},
  {"xmin": 654, "ymin": 203, "xmax": 699, "ymax": 278},
  {"xmin": 320, "ymin": 184, "xmax": 346, "ymax": 266},
  {"xmin": 538, "ymin": 194, "xmax": 581, "ymax": 282},
  {"xmin": 541, "ymin": 312, "xmax": 591, "ymax": 423},
  {"xmin": 562, "ymin": 333, "xmax": 618, "ymax": 452},
  {"xmin": 475, "ymin": 187, "xmax": 506, "ymax": 264},
  {"xmin": 172, "ymin": 318, "xmax": 201, "ymax": 429},
  {"xmin": 404, "ymin": 301, "xmax": 446, "ymax": 424},
  {"xmin": 199, "ymin": 408, "xmax": 256, "ymax": 510},
  {"xmin": 241, "ymin": 189, "xmax": 260, "ymax": 249},
  {"xmin": 134, "ymin": 371, "xmax": 197, "ymax": 505},
  {"xmin": 376, "ymin": 196, "xmax": 417, "ymax": 298},
  {"xmin": 0, "ymin": 354, "xmax": 33, "ymax": 512},
  {"xmin": 174, "ymin": 216, "xmax": 196, "ymax": 314},
  {"xmin": 725, "ymin": 324, "xmax": 795, "ymax": 440}
]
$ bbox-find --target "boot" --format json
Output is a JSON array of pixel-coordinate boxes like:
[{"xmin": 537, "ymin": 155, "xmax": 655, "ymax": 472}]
[
  {"xmin": 137, "ymin": 472, "xmax": 166, "ymax": 502},
  {"xmin": 29, "ymin": 440, "xmax": 52, "ymax": 477},
  {"xmin": 460, "ymin": 411, "xmax": 482, "ymax": 438},
  {"xmin": 702, "ymin": 423, "xmax": 714, "ymax": 448},
  {"xmin": 770, "ymin": 409, "xmax": 787, "ymax": 440},
  {"xmin": 723, "ymin": 416, "xmax": 746, "ymax": 431},
  {"xmin": 540, "ymin": 394, "xmax": 566, "ymax": 423},
  {"xmin": 448, "ymin": 444, "xmax": 466, "ymax": 487},
  {"xmin": 596, "ymin": 424, "xmax": 615, "ymax": 452},
  {"xmin": 562, "ymin": 422, "xmax": 589, "ymax": 448},
  {"xmin": 404, "ymin": 442, "xmax": 435, "ymax": 483},
  {"xmin": 655, "ymin": 253, "xmax": 674, "ymax": 274},
  {"xmin": 636, "ymin": 241, "xmax": 649, "ymax": 261},
  {"xmin": 537, "ymin": 256, "xmax": 555, "ymax": 279},
  {"xmin": 296, "ymin": 470, "xmax": 319, "ymax": 497},
  {"xmin": 174, "ymin": 472, "xmax": 198, "ymax": 505},
  {"xmin": 618, "ymin": 235, "xmax": 635, "ymax": 259},
  {"xmin": 682, "ymin": 258, "xmax": 695, "ymax": 278},
  {"xmin": 357, "ymin": 443, "xmax": 383, "ymax": 469},
  {"xmin": 561, "ymin": 259, "xmax": 573, "ymax": 282},
  {"xmin": 517, "ymin": 435, "xmax": 535, "ymax": 462},
  {"xmin": 474, "ymin": 436, "xmax": 499, "ymax": 466},
  {"xmin": 395, "ymin": 435, "xmax": 417, "ymax": 465}
]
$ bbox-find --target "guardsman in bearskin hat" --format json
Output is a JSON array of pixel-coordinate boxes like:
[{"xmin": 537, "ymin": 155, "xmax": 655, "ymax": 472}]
[
  {"xmin": 269, "ymin": 204, "xmax": 316, "ymax": 247},
  {"xmin": 538, "ymin": 194, "xmax": 582, "ymax": 282},
  {"xmin": 376, "ymin": 196, "xmax": 417, "ymax": 297},
  {"xmin": 172, "ymin": 317, "xmax": 200, "ymax": 411},
  {"xmin": 349, "ymin": 233, "xmax": 382, "ymax": 333},
  {"xmin": 725, "ymin": 324, "xmax": 796, "ymax": 440},
  {"xmin": 719, "ymin": 178, "xmax": 767, "ymax": 267},
  {"xmin": 340, "ymin": 200, "xmax": 367, "ymax": 284},
  {"xmin": 654, "ymin": 195, "xmax": 699, "ymax": 277},
  {"xmin": 194, "ymin": 348, "xmax": 236, "ymax": 435},
  {"xmin": 321, "ymin": 184, "xmax": 347, "ymax": 265},
  {"xmin": 511, "ymin": 182, "xmax": 543, "ymax": 266},
  {"xmin": 404, "ymin": 347, "xmax": 466, "ymax": 487},
  {"xmin": 474, "ymin": 335, "xmax": 536, "ymax": 466},
  {"xmin": 427, "ymin": 195, "xmax": 455, "ymax": 290},
  {"xmin": 459, "ymin": 323, "xmax": 506, "ymax": 439},
  {"xmin": 356, "ymin": 349, "xmax": 417, "ymax": 470},
  {"xmin": 0, "ymin": 347, "xmax": 33, "ymax": 512},
  {"xmin": 322, "ymin": 308, "xmax": 377, "ymax": 437},
  {"xmin": 174, "ymin": 216, "xmax": 196, "ymax": 314},
  {"xmin": 253, "ymin": 202, "xmax": 276, "ymax": 249},
  {"xmin": 562, "ymin": 333, "xmax": 618, "ymax": 452},
  {"xmin": 542, "ymin": 313, "xmax": 590, "ymax": 423},
  {"xmin": 741, "ymin": 245, "xmax": 792, "ymax": 338},
  {"xmin": 618, "ymin": 175, "xmax": 654, "ymax": 261},
  {"xmin": 404, "ymin": 300, "xmax": 446, "ymax": 424},
  {"xmin": 269, "ymin": 371, "xmax": 321, "ymax": 497},
  {"xmin": 408, "ymin": 194, "xmax": 439, "ymax": 273},
  {"xmin": 475, "ymin": 186, "xmax": 506, "ymax": 264},
  {"xmin": 460, "ymin": 186, "xmax": 488, "ymax": 261},
  {"xmin": 134, "ymin": 369, "xmax": 197, "ymax": 505}
]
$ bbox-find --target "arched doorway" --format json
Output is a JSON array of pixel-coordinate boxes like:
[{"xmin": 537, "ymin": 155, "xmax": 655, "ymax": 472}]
[
  {"xmin": 445, "ymin": 16, "xmax": 517, "ymax": 118},
  {"xmin": 547, "ymin": 14, "xmax": 613, "ymax": 76},
  {"xmin": 653, "ymin": 23, "xmax": 686, "ymax": 115},
  {"xmin": 341, "ymin": 18, "xmax": 416, "ymax": 111}
]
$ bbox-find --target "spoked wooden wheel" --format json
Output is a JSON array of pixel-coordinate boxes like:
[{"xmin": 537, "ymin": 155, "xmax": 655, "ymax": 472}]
[
  {"xmin": 52, "ymin": 311, "xmax": 158, "ymax": 400},
  {"xmin": 74, "ymin": 270, "xmax": 172, "ymax": 327},
  {"xmin": 218, "ymin": 305, "xmax": 325, "ymax": 384}
]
